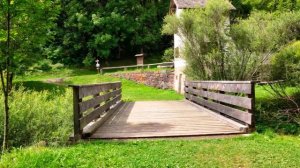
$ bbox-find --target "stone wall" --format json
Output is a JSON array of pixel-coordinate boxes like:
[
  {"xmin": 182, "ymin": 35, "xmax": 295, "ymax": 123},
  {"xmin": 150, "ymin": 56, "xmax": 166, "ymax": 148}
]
[{"xmin": 109, "ymin": 70, "xmax": 174, "ymax": 90}]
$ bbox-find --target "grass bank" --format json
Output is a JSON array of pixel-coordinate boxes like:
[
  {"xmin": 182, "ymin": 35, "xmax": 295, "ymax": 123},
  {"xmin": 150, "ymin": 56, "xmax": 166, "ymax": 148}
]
[{"xmin": 1, "ymin": 134, "xmax": 299, "ymax": 167}]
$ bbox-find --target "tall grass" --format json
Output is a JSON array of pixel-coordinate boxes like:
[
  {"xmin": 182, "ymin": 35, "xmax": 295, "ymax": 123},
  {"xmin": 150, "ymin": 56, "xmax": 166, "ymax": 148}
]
[{"xmin": 0, "ymin": 87, "xmax": 73, "ymax": 150}]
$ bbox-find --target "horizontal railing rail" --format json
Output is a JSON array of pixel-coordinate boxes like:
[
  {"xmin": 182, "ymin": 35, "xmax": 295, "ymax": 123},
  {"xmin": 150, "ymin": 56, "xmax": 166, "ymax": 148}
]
[
  {"xmin": 184, "ymin": 81, "xmax": 255, "ymax": 131},
  {"xmin": 69, "ymin": 82, "xmax": 122, "ymax": 140},
  {"xmin": 100, "ymin": 62, "xmax": 174, "ymax": 74}
]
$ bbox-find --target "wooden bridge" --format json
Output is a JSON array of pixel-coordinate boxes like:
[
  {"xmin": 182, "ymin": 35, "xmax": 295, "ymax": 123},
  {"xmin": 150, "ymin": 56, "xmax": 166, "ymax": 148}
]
[{"xmin": 69, "ymin": 81, "xmax": 255, "ymax": 140}]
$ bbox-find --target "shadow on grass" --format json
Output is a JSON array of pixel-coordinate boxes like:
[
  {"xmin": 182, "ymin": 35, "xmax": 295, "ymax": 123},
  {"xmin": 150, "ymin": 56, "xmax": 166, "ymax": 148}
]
[{"xmin": 15, "ymin": 81, "xmax": 67, "ymax": 96}]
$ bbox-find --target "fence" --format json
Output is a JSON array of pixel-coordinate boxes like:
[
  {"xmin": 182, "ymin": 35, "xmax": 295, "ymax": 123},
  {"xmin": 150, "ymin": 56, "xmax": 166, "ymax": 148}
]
[
  {"xmin": 69, "ymin": 82, "xmax": 122, "ymax": 140},
  {"xmin": 100, "ymin": 62, "xmax": 174, "ymax": 74}
]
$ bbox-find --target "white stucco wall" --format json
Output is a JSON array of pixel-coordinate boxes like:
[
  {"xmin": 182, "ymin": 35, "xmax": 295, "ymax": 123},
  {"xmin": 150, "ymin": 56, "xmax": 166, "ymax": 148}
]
[
  {"xmin": 173, "ymin": 8, "xmax": 187, "ymax": 94},
  {"xmin": 174, "ymin": 9, "xmax": 184, "ymax": 52}
]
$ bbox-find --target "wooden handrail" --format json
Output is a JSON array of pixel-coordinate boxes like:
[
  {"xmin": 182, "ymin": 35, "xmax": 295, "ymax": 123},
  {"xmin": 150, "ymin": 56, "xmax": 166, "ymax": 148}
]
[
  {"xmin": 184, "ymin": 81, "xmax": 255, "ymax": 132},
  {"xmin": 100, "ymin": 62, "xmax": 174, "ymax": 74},
  {"xmin": 69, "ymin": 82, "xmax": 122, "ymax": 141}
]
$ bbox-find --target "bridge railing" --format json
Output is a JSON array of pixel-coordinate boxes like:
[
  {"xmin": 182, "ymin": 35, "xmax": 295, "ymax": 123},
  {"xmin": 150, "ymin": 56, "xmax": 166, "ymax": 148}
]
[
  {"xmin": 69, "ymin": 82, "xmax": 122, "ymax": 140},
  {"xmin": 184, "ymin": 81, "xmax": 255, "ymax": 131}
]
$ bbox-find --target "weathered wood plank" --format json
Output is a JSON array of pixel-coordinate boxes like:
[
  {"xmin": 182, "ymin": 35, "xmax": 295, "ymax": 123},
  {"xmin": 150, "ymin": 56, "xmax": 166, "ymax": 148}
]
[
  {"xmin": 91, "ymin": 130, "xmax": 242, "ymax": 139},
  {"xmin": 185, "ymin": 81, "xmax": 252, "ymax": 94},
  {"xmin": 83, "ymin": 101, "xmax": 124, "ymax": 137},
  {"xmin": 80, "ymin": 94, "xmax": 121, "ymax": 129},
  {"xmin": 185, "ymin": 87, "xmax": 252, "ymax": 109},
  {"xmin": 90, "ymin": 101, "xmax": 246, "ymax": 139},
  {"xmin": 78, "ymin": 82, "xmax": 121, "ymax": 99},
  {"xmin": 72, "ymin": 87, "xmax": 82, "ymax": 140},
  {"xmin": 185, "ymin": 94, "xmax": 252, "ymax": 125},
  {"xmin": 79, "ymin": 89, "xmax": 121, "ymax": 113}
]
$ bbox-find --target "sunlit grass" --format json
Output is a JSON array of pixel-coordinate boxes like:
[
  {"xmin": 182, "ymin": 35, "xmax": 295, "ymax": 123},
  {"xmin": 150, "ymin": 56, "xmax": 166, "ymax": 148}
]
[
  {"xmin": 1, "ymin": 134, "xmax": 300, "ymax": 167},
  {"xmin": 15, "ymin": 68, "xmax": 183, "ymax": 101}
]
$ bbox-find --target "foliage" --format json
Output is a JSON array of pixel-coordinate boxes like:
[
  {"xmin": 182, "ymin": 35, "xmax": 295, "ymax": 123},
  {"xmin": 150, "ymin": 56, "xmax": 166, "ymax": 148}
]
[
  {"xmin": 230, "ymin": 0, "xmax": 300, "ymax": 19},
  {"xmin": 0, "ymin": 0, "xmax": 60, "ymax": 153},
  {"xmin": 31, "ymin": 59, "xmax": 52, "ymax": 72},
  {"xmin": 163, "ymin": 0, "xmax": 236, "ymax": 80},
  {"xmin": 162, "ymin": 48, "xmax": 174, "ymax": 62},
  {"xmin": 162, "ymin": 0, "xmax": 300, "ymax": 80},
  {"xmin": 231, "ymin": 11, "xmax": 300, "ymax": 80},
  {"xmin": 241, "ymin": 0, "xmax": 300, "ymax": 12},
  {"xmin": 47, "ymin": 0, "xmax": 170, "ymax": 66},
  {"xmin": 31, "ymin": 59, "xmax": 65, "ymax": 72},
  {"xmin": 0, "ymin": 0, "xmax": 60, "ymax": 74},
  {"xmin": 1, "ymin": 134, "xmax": 300, "ymax": 167},
  {"xmin": 256, "ymin": 86, "xmax": 300, "ymax": 134},
  {"xmin": 270, "ymin": 41, "xmax": 300, "ymax": 84},
  {"xmin": 0, "ymin": 87, "xmax": 73, "ymax": 150}
]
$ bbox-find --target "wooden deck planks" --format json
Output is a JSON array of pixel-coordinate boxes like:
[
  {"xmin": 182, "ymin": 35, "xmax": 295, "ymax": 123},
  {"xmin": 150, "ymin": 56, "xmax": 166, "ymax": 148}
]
[{"xmin": 90, "ymin": 101, "xmax": 246, "ymax": 139}]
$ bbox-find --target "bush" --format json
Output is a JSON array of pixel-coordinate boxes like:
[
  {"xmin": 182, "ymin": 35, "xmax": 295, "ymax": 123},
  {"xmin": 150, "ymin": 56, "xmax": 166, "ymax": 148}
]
[
  {"xmin": 271, "ymin": 41, "xmax": 300, "ymax": 84},
  {"xmin": 256, "ymin": 94, "xmax": 300, "ymax": 134},
  {"xmin": 83, "ymin": 54, "xmax": 95, "ymax": 67},
  {"xmin": 162, "ymin": 1, "xmax": 300, "ymax": 80},
  {"xmin": 162, "ymin": 48, "xmax": 174, "ymax": 62},
  {"xmin": 51, "ymin": 63, "xmax": 65, "ymax": 71},
  {"xmin": 0, "ymin": 87, "xmax": 73, "ymax": 150},
  {"xmin": 31, "ymin": 59, "xmax": 53, "ymax": 72}
]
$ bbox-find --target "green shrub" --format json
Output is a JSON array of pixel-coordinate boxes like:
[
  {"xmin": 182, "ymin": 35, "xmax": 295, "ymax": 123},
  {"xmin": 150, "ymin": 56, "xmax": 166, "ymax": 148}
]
[
  {"xmin": 162, "ymin": 48, "xmax": 174, "ymax": 62},
  {"xmin": 255, "ymin": 86, "xmax": 300, "ymax": 135},
  {"xmin": 51, "ymin": 63, "xmax": 65, "ymax": 71},
  {"xmin": 31, "ymin": 59, "xmax": 53, "ymax": 72},
  {"xmin": 83, "ymin": 54, "xmax": 95, "ymax": 67},
  {"xmin": 0, "ymin": 87, "xmax": 73, "ymax": 150},
  {"xmin": 271, "ymin": 41, "xmax": 300, "ymax": 84}
]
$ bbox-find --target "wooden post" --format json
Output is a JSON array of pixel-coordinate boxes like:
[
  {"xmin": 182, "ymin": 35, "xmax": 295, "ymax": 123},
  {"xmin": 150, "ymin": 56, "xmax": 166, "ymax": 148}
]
[
  {"xmin": 247, "ymin": 82, "xmax": 256, "ymax": 132},
  {"xmin": 72, "ymin": 86, "xmax": 82, "ymax": 141},
  {"xmin": 184, "ymin": 81, "xmax": 190, "ymax": 100}
]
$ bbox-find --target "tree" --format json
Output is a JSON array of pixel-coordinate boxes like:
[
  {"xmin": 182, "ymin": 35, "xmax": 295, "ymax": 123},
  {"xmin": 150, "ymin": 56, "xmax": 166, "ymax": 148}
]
[
  {"xmin": 47, "ymin": 0, "xmax": 169, "ymax": 66},
  {"xmin": 162, "ymin": 0, "xmax": 236, "ymax": 80},
  {"xmin": 231, "ymin": 11, "xmax": 300, "ymax": 80},
  {"xmin": 241, "ymin": 0, "xmax": 300, "ymax": 12},
  {"xmin": 162, "ymin": 0, "xmax": 300, "ymax": 80},
  {"xmin": 0, "ymin": 0, "xmax": 59, "ymax": 152}
]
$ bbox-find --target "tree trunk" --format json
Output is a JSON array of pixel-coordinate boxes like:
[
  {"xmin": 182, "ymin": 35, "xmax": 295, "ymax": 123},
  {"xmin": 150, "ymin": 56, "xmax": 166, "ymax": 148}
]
[
  {"xmin": 7, "ymin": 72, "xmax": 13, "ymax": 93},
  {"xmin": 2, "ymin": 0, "xmax": 11, "ymax": 153},
  {"xmin": 117, "ymin": 46, "xmax": 121, "ymax": 59}
]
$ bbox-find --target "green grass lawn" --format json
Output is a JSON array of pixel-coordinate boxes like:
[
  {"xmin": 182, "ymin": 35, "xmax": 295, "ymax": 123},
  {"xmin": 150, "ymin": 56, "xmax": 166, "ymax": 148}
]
[
  {"xmin": 15, "ymin": 69, "xmax": 183, "ymax": 101},
  {"xmin": 1, "ymin": 134, "xmax": 300, "ymax": 167},
  {"xmin": 1, "ymin": 68, "xmax": 298, "ymax": 168}
]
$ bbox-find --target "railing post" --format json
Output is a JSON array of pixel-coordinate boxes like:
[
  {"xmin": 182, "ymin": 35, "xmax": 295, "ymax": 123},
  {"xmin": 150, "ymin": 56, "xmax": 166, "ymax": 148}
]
[
  {"xmin": 72, "ymin": 86, "xmax": 82, "ymax": 141},
  {"xmin": 248, "ymin": 81, "xmax": 256, "ymax": 132},
  {"xmin": 184, "ymin": 81, "xmax": 190, "ymax": 100}
]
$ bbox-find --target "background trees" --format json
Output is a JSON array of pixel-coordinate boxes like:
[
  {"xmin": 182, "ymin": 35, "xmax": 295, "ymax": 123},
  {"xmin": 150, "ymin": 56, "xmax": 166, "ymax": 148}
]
[{"xmin": 46, "ymin": 0, "xmax": 170, "ymax": 66}]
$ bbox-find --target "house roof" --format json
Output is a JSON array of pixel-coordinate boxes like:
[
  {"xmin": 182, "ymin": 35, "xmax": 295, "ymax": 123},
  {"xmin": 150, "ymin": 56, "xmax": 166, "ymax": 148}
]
[
  {"xmin": 173, "ymin": 0, "xmax": 207, "ymax": 9},
  {"xmin": 172, "ymin": 0, "xmax": 235, "ymax": 9}
]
